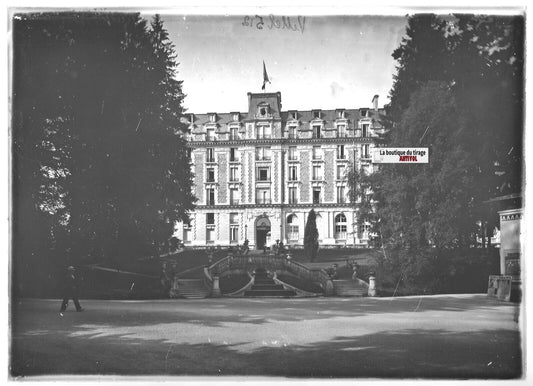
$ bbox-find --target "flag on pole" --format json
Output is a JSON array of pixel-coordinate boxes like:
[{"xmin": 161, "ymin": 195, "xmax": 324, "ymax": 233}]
[{"xmin": 262, "ymin": 60, "xmax": 271, "ymax": 91}]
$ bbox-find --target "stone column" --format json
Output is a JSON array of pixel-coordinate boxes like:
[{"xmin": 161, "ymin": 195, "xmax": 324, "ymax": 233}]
[
  {"xmin": 368, "ymin": 274, "xmax": 376, "ymax": 297},
  {"xmin": 212, "ymin": 276, "xmax": 221, "ymax": 298}
]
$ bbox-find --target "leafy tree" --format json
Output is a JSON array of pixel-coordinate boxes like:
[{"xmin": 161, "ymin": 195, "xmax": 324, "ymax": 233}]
[
  {"xmin": 355, "ymin": 14, "xmax": 524, "ymax": 295},
  {"xmin": 346, "ymin": 164, "xmax": 376, "ymax": 244},
  {"xmin": 12, "ymin": 13, "xmax": 195, "ymax": 297},
  {"xmin": 304, "ymin": 209, "xmax": 319, "ymax": 262}
]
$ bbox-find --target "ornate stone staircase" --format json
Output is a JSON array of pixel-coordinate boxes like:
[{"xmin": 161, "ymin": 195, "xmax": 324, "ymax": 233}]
[
  {"xmin": 332, "ymin": 278, "xmax": 369, "ymax": 297},
  {"xmin": 173, "ymin": 279, "xmax": 211, "ymax": 299},
  {"xmin": 244, "ymin": 268, "xmax": 296, "ymax": 297}
]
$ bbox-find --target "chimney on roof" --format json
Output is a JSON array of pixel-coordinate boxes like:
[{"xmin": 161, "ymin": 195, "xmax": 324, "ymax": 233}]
[{"xmin": 372, "ymin": 95, "xmax": 379, "ymax": 111}]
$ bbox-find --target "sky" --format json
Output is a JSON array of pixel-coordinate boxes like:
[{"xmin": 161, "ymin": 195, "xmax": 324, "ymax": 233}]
[{"xmin": 159, "ymin": 14, "xmax": 408, "ymax": 114}]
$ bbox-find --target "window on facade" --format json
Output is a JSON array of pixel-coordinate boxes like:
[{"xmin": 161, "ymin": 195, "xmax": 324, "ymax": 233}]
[
  {"xmin": 257, "ymin": 167, "xmax": 270, "ymax": 181},
  {"xmin": 206, "ymin": 228, "xmax": 215, "ymax": 243},
  {"xmin": 230, "ymin": 127, "xmax": 239, "ymax": 140},
  {"xmin": 313, "ymin": 188, "xmax": 321, "ymax": 204},
  {"xmin": 288, "ymin": 146, "xmax": 297, "ymax": 160},
  {"xmin": 335, "ymin": 213, "xmax": 347, "ymax": 239},
  {"xmin": 288, "ymin": 126, "xmax": 297, "ymax": 139},
  {"xmin": 230, "ymin": 213, "xmax": 239, "ymax": 243},
  {"xmin": 206, "ymin": 168, "xmax": 215, "ymax": 182},
  {"xmin": 289, "ymin": 165, "xmax": 298, "ymax": 181},
  {"xmin": 206, "ymin": 213, "xmax": 215, "ymax": 225},
  {"xmin": 230, "ymin": 166, "xmax": 239, "ymax": 182},
  {"xmin": 337, "ymin": 145, "xmax": 345, "ymax": 159},
  {"xmin": 312, "ymin": 146, "xmax": 322, "ymax": 160},
  {"xmin": 187, "ymin": 148, "xmax": 192, "ymax": 159},
  {"xmin": 256, "ymin": 147, "xmax": 271, "ymax": 160},
  {"xmin": 359, "ymin": 223, "xmax": 371, "ymax": 239},
  {"xmin": 256, "ymin": 188, "xmax": 271, "ymax": 204},
  {"xmin": 206, "ymin": 148, "xmax": 215, "ymax": 162},
  {"xmin": 206, "ymin": 128, "xmax": 215, "ymax": 141},
  {"xmin": 313, "ymin": 125, "xmax": 321, "ymax": 139},
  {"xmin": 183, "ymin": 228, "xmax": 191, "ymax": 243},
  {"xmin": 337, "ymin": 186, "xmax": 346, "ymax": 203},
  {"xmin": 362, "ymin": 144, "xmax": 370, "ymax": 158},
  {"xmin": 256, "ymin": 125, "xmax": 271, "ymax": 139},
  {"xmin": 288, "ymin": 187, "xmax": 298, "ymax": 204},
  {"xmin": 287, "ymin": 214, "xmax": 299, "ymax": 241},
  {"xmin": 230, "ymin": 148, "xmax": 238, "ymax": 162},
  {"xmin": 337, "ymin": 165, "xmax": 345, "ymax": 179},
  {"xmin": 338, "ymin": 125, "xmax": 346, "ymax": 137},
  {"xmin": 206, "ymin": 188, "xmax": 215, "ymax": 205},
  {"xmin": 362, "ymin": 123, "xmax": 369, "ymax": 138},
  {"xmin": 230, "ymin": 188, "xmax": 239, "ymax": 205},
  {"xmin": 312, "ymin": 165, "xmax": 322, "ymax": 180}
]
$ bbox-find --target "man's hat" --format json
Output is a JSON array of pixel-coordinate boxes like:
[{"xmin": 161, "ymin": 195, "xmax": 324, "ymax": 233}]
[{"xmin": 67, "ymin": 266, "xmax": 75, "ymax": 271}]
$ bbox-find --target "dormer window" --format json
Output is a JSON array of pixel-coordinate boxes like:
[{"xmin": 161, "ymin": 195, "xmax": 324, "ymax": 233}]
[
  {"xmin": 313, "ymin": 110, "xmax": 321, "ymax": 119},
  {"xmin": 290, "ymin": 110, "xmax": 298, "ymax": 120},
  {"xmin": 313, "ymin": 125, "xmax": 321, "ymax": 139},
  {"xmin": 190, "ymin": 113, "xmax": 195, "ymax": 124},
  {"xmin": 336, "ymin": 109, "xmax": 345, "ymax": 119},
  {"xmin": 361, "ymin": 109, "xmax": 368, "ymax": 118},
  {"xmin": 258, "ymin": 104, "xmax": 269, "ymax": 118},
  {"xmin": 209, "ymin": 113, "xmax": 216, "ymax": 123},
  {"xmin": 232, "ymin": 112, "xmax": 240, "ymax": 121}
]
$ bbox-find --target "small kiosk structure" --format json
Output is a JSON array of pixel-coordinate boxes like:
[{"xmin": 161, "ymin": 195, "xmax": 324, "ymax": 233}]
[{"xmin": 485, "ymin": 194, "xmax": 522, "ymax": 302}]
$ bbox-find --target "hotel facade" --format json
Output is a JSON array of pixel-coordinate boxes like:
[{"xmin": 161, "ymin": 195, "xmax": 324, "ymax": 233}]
[{"xmin": 175, "ymin": 91, "xmax": 383, "ymax": 249}]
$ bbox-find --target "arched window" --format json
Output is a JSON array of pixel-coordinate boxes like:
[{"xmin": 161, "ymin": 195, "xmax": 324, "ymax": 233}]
[
  {"xmin": 334, "ymin": 213, "xmax": 347, "ymax": 240},
  {"xmin": 287, "ymin": 214, "xmax": 299, "ymax": 242}
]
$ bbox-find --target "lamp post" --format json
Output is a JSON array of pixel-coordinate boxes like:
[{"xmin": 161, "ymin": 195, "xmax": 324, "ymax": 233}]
[{"xmin": 245, "ymin": 224, "xmax": 248, "ymax": 239}]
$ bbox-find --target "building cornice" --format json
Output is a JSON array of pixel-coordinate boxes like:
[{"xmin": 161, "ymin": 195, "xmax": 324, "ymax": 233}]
[
  {"xmin": 187, "ymin": 137, "xmax": 375, "ymax": 148},
  {"xmin": 194, "ymin": 203, "xmax": 355, "ymax": 210}
]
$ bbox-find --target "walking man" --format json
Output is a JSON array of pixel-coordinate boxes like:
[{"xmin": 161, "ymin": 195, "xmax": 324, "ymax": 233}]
[{"xmin": 59, "ymin": 266, "xmax": 83, "ymax": 314}]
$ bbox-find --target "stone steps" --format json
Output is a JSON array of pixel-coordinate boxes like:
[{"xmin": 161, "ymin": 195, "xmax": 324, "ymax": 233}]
[
  {"xmin": 244, "ymin": 272, "xmax": 296, "ymax": 297},
  {"xmin": 176, "ymin": 279, "xmax": 211, "ymax": 299},
  {"xmin": 333, "ymin": 279, "xmax": 368, "ymax": 297}
]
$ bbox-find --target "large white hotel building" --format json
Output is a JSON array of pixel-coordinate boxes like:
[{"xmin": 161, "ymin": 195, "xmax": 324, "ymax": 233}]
[{"xmin": 175, "ymin": 91, "xmax": 383, "ymax": 249}]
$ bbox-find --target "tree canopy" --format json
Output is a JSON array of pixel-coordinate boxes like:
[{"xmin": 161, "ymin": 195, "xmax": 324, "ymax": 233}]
[
  {"xmin": 12, "ymin": 13, "xmax": 195, "ymax": 296},
  {"xmin": 304, "ymin": 209, "xmax": 319, "ymax": 262},
  {"xmin": 353, "ymin": 14, "xmax": 524, "ymax": 252}
]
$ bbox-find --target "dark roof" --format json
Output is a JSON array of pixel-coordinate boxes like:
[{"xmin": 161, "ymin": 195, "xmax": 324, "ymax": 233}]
[{"xmin": 184, "ymin": 91, "xmax": 385, "ymax": 127}]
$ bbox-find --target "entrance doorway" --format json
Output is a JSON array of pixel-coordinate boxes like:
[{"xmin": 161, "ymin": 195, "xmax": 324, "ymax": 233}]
[{"xmin": 255, "ymin": 216, "xmax": 271, "ymax": 250}]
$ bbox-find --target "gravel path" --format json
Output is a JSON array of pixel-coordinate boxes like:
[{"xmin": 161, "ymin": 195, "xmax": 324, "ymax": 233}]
[{"xmin": 10, "ymin": 294, "xmax": 522, "ymax": 379}]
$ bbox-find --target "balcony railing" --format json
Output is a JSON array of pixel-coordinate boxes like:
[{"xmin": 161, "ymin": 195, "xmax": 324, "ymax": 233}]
[
  {"xmin": 230, "ymin": 199, "xmax": 240, "ymax": 205},
  {"xmin": 256, "ymin": 198, "xmax": 272, "ymax": 204}
]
